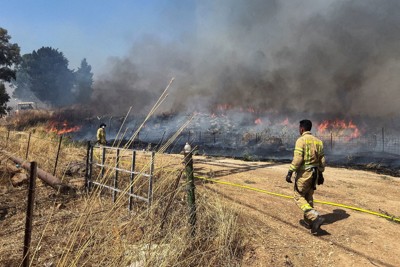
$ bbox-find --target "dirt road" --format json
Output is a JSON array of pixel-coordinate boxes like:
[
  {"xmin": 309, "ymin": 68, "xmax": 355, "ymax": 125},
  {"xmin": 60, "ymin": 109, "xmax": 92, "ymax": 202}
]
[{"xmin": 194, "ymin": 156, "xmax": 400, "ymax": 267}]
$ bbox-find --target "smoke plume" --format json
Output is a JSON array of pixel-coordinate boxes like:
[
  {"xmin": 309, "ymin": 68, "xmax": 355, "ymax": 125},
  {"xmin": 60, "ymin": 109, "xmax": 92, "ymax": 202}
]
[{"xmin": 93, "ymin": 0, "xmax": 400, "ymax": 120}]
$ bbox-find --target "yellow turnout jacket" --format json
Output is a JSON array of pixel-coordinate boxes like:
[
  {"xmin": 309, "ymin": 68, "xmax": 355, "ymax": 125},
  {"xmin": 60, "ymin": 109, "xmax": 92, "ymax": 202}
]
[
  {"xmin": 289, "ymin": 131, "xmax": 325, "ymax": 172},
  {"xmin": 97, "ymin": 127, "xmax": 106, "ymax": 145}
]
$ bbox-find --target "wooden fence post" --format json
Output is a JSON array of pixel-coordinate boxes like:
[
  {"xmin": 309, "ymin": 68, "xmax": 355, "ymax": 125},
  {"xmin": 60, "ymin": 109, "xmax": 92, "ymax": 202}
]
[
  {"xmin": 22, "ymin": 162, "xmax": 37, "ymax": 267},
  {"xmin": 183, "ymin": 143, "xmax": 196, "ymax": 236}
]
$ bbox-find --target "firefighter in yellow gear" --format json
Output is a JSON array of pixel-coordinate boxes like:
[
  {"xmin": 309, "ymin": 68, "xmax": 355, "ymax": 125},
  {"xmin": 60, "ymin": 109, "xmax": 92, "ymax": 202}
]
[
  {"xmin": 286, "ymin": 119, "xmax": 326, "ymax": 234},
  {"xmin": 97, "ymin": 123, "xmax": 107, "ymax": 145}
]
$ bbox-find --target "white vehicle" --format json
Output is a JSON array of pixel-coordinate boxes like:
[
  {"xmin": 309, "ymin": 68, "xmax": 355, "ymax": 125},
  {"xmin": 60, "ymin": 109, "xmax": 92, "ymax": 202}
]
[{"xmin": 16, "ymin": 102, "xmax": 37, "ymax": 112}]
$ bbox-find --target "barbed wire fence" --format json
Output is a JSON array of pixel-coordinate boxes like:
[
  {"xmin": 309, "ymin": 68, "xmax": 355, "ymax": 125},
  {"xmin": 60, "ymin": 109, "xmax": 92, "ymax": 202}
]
[{"xmin": 127, "ymin": 127, "xmax": 400, "ymax": 157}]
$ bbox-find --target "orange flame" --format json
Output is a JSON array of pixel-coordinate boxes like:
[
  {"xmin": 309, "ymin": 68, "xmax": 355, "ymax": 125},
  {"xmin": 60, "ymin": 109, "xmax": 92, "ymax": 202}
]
[
  {"xmin": 247, "ymin": 107, "xmax": 255, "ymax": 113},
  {"xmin": 47, "ymin": 121, "xmax": 81, "ymax": 135},
  {"xmin": 254, "ymin": 118, "xmax": 262, "ymax": 125},
  {"xmin": 317, "ymin": 119, "xmax": 360, "ymax": 138},
  {"xmin": 280, "ymin": 118, "xmax": 290, "ymax": 126}
]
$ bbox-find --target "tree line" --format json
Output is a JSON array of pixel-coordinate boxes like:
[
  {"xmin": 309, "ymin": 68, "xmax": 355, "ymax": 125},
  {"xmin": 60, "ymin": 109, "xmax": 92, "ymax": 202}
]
[{"xmin": 0, "ymin": 26, "xmax": 93, "ymax": 115}]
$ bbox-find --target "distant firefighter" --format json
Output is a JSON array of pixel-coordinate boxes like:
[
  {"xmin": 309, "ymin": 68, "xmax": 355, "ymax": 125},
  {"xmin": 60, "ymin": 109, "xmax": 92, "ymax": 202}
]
[
  {"xmin": 97, "ymin": 123, "xmax": 107, "ymax": 145},
  {"xmin": 285, "ymin": 119, "xmax": 326, "ymax": 234}
]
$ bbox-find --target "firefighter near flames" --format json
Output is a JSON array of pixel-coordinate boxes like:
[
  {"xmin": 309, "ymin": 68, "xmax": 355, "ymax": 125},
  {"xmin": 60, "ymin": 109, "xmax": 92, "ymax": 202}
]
[
  {"xmin": 96, "ymin": 123, "xmax": 107, "ymax": 145},
  {"xmin": 285, "ymin": 119, "xmax": 326, "ymax": 234}
]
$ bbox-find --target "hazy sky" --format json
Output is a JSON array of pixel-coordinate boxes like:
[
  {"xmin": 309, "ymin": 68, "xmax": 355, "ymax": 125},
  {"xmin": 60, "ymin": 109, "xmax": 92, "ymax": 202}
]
[{"xmin": 0, "ymin": 0, "xmax": 195, "ymax": 75}]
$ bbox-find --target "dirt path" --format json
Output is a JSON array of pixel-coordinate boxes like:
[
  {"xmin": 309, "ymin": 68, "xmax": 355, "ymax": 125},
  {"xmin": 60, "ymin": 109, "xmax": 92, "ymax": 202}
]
[{"xmin": 194, "ymin": 156, "xmax": 400, "ymax": 267}]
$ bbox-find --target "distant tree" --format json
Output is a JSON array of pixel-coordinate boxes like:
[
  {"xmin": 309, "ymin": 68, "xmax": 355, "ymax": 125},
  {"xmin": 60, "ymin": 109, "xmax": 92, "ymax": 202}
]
[
  {"xmin": 13, "ymin": 47, "xmax": 74, "ymax": 107},
  {"xmin": 74, "ymin": 58, "xmax": 93, "ymax": 103},
  {"xmin": 12, "ymin": 56, "xmax": 35, "ymax": 100},
  {"xmin": 0, "ymin": 84, "xmax": 11, "ymax": 114},
  {"xmin": 0, "ymin": 27, "xmax": 20, "ymax": 115}
]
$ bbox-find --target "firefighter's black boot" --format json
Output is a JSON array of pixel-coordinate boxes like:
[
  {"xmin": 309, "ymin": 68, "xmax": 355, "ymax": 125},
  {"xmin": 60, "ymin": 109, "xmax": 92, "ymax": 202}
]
[
  {"xmin": 311, "ymin": 216, "xmax": 325, "ymax": 234},
  {"xmin": 299, "ymin": 219, "xmax": 311, "ymax": 229}
]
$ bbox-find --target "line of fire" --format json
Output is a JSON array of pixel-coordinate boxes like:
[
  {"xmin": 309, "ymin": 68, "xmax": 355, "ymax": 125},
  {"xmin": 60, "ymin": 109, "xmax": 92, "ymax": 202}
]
[{"xmin": 7, "ymin": 103, "xmax": 400, "ymax": 175}]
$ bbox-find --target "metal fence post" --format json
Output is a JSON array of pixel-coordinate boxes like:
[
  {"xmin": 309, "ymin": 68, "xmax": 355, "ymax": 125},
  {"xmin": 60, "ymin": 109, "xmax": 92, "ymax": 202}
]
[
  {"xmin": 129, "ymin": 150, "xmax": 136, "ymax": 211},
  {"xmin": 53, "ymin": 135, "xmax": 63, "ymax": 175},
  {"xmin": 6, "ymin": 130, "xmax": 10, "ymax": 148},
  {"xmin": 88, "ymin": 145, "xmax": 94, "ymax": 191},
  {"xmin": 113, "ymin": 149, "xmax": 120, "ymax": 202},
  {"xmin": 85, "ymin": 141, "xmax": 91, "ymax": 190},
  {"xmin": 23, "ymin": 162, "xmax": 37, "ymax": 267},
  {"xmin": 25, "ymin": 133, "xmax": 31, "ymax": 160},
  {"xmin": 148, "ymin": 151, "xmax": 155, "ymax": 207},
  {"xmin": 183, "ymin": 143, "xmax": 196, "ymax": 236},
  {"xmin": 101, "ymin": 147, "xmax": 106, "ymax": 179}
]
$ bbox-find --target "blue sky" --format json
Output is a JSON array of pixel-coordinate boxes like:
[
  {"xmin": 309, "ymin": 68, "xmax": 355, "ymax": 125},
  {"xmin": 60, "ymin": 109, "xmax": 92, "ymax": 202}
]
[{"xmin": 0, "ymin": 0, "xmax": 195, "ymax": 75}]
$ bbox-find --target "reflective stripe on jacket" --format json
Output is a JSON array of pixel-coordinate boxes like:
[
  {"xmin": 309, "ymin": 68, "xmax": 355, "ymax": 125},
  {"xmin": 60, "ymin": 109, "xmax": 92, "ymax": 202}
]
[{"xmin": 289, "ymin": 131, "xmax": 325, "ymax": 172}]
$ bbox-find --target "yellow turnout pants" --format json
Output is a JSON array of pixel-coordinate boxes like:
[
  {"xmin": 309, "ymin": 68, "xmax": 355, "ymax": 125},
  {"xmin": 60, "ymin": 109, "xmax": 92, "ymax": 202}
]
[{"xmin": 294, "ymin": 169, "xmax": 319, "ymax": 223}]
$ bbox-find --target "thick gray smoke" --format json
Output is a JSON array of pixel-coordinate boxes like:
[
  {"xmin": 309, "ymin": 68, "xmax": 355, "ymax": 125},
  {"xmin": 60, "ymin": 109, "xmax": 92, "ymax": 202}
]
[{"xmin": 93, "ymin": 0, "xmax": 400, "ymax": 120}]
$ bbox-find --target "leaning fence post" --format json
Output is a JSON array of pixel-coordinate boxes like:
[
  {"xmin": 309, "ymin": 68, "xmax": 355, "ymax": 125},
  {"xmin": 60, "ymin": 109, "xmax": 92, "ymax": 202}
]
[
  {"xmin": 23, "ymin": 162, "xmax": 37, "ymax": 267},
  {"xmin": 25, "ymin": 133, "xmax": 31, "ymax": 160},
  {"xmin": 53, "ymin": 135, "xmax": 63, "ymax": 175},
  {"xmin": 183, "ymin": 143, "xmax": 196, "ymax": 236}
]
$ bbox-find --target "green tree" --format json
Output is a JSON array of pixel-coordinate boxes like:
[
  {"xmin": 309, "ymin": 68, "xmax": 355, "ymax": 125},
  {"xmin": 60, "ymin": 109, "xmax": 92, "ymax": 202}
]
[
  {"xmin": 12, "ymin": 56, "xmax": 35, "ymax": 101},
  {"xmin": 14, "ymin": 47, "xmax": 74, "ymax": 107},
  {"xmin": 74, "ymin": 58, "xmax": 93, "ymax": 103},
  {"xmin": 0, "ymin": 27, "xmax": 20, "ymax": 115}
]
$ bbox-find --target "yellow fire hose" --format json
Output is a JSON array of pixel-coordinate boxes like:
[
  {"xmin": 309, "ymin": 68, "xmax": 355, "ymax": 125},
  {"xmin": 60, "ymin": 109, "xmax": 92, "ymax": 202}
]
[
  {"xmin": 195, "ymin": 175, "xmax": 400, "ymax": 223},
  {"xmin": 92, "ymin": 150, "xmax": 400, "ymax": 223}
]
